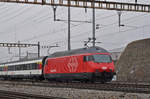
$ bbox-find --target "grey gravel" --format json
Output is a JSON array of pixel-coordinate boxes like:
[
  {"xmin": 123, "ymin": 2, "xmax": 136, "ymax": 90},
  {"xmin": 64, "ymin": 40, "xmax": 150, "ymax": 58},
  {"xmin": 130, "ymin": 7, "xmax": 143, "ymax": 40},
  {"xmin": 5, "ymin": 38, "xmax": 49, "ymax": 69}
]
[{"xmin": 0, "ymin": 84, "xmax": 150, "ymax": 99}]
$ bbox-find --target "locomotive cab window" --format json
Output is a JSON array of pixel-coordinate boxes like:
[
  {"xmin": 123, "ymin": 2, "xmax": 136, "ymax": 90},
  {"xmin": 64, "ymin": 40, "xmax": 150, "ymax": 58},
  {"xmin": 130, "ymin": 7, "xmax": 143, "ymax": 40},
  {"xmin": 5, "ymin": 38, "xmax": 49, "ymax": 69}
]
[{"xmin": 92, "ymin": 54, "xmax": 112, "ymax": 63}]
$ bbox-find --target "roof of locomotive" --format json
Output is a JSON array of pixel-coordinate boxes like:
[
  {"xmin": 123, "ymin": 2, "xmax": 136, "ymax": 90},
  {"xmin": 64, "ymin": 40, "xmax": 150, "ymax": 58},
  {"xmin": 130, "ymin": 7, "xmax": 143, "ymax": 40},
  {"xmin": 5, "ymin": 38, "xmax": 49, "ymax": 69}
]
[{"xmin": 48, "ymin": 46, "xmax": 109, "ymax": 58}]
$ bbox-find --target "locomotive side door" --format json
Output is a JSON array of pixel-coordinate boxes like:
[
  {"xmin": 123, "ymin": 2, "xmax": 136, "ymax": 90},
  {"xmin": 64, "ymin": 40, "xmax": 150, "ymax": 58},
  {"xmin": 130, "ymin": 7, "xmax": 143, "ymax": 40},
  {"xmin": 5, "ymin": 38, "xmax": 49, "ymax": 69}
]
[{"xmin": 83, "ymin": 56, "xmax": 88, "ymax": 72}]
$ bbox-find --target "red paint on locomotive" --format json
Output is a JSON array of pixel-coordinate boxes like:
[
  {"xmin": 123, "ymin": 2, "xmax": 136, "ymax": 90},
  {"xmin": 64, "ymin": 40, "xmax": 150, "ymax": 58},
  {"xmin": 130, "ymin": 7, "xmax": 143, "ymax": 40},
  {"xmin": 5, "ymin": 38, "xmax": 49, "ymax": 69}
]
[
  {"xmin": 44, "ymin": 53, "xmax": 114, "ymax": 73},
  {"xmin": 43, "ymin": 49, "xmax": 115, "ymax": 82}
]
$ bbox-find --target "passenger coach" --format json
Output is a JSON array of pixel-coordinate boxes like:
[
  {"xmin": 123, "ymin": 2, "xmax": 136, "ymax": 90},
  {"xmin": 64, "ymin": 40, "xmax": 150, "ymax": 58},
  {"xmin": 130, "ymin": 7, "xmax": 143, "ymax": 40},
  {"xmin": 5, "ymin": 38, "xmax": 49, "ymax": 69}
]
[{"xmin": 0, "ymin": 59, "xmax": 42, "ymax": 79}]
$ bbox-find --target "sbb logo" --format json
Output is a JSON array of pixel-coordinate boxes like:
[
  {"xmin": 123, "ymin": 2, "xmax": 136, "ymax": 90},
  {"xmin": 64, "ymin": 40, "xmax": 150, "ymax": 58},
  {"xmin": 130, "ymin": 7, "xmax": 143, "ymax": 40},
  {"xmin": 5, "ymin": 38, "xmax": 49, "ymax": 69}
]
[{"xmin": 67, "ymin": 57, "xmax": 78, "ymax": 72}]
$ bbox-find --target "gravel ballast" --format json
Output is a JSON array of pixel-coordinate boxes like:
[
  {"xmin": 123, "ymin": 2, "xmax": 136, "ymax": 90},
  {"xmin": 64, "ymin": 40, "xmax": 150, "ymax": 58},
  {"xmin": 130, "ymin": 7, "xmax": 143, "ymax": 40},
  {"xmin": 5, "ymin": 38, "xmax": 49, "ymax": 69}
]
[{"xmin": 0, "ymin": 84, "xmax": 150, "ymax": 99}]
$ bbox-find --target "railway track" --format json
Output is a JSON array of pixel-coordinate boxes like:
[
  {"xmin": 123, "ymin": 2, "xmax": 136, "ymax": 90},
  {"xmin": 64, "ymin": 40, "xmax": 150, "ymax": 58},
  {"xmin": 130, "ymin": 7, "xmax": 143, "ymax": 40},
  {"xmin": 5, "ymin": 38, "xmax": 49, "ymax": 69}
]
[
  {"xmin": 0, "ymin": 90, "xmax": 65, "ymax": 99},
  {"xmin": 0, "ymin": 80, "xmax": 150, "ymax": 94}
]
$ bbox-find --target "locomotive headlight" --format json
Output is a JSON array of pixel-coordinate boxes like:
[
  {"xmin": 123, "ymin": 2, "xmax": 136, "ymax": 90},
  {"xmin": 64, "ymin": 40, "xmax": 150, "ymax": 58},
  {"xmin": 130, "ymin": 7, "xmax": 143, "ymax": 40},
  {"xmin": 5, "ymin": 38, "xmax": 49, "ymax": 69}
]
[{"xmin": 102, "ymin": 67, "xmax": 107, "ymax": 70}]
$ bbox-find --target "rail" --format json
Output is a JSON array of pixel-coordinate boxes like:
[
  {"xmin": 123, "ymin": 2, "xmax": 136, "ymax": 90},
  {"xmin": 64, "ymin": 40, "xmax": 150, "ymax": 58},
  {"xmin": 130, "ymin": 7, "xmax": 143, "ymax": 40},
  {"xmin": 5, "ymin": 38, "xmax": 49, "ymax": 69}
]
[
  {"xmin": 0, "ymin": 89, "xmax": 66, "ymax": 99},
  {"xmin": 0, "ymin": 80, "xmax": 150, "ymax": 94}
]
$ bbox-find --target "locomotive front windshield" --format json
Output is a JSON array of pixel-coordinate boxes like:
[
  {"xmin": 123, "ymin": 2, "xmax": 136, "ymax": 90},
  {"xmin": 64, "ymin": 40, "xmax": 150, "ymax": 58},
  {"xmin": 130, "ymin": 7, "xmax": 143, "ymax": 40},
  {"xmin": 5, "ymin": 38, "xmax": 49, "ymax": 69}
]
[{"xmin": 92, "ymin": 54, "xmax": 112, "ymax": 63}]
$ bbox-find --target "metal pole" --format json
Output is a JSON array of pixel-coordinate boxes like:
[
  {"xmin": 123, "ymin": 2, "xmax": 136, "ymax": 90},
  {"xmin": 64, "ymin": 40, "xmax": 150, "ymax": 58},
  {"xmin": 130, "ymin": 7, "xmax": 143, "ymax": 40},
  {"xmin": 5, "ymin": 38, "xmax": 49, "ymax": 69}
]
[
  {"xmin": 118, "ymin": 12, "xmax": 121, "ymax": 27},
  {"xmin": 92, "ymin": 0, "xmax": 96, "ymax": 47},
  {"xmin": 18, "ymin": 41, "xmax": 21, "ymax": 60},
  {"xmin": 38, "ymin": 42, "xmax": 40, "ymax": 58},
  {"xmin": 53, "ymin": 6, "xmax": 57, "ymax": 21},
  {"xmin": 68, "ymin": 0, "xmax": 71, "ymax": 50},
  {"xmin": 26, "ymin": 51, "xmax": 28, "ymax": 59},
  {"xmin": 117, "ymin": 11, "xmax": 124, "ymax": 27}
]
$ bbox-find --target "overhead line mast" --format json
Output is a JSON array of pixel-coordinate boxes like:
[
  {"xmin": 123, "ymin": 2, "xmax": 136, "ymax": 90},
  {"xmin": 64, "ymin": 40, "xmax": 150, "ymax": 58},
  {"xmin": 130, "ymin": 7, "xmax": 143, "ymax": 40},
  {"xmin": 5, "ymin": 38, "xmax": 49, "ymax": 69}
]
[
  {"xmin": 92, "ymin": 0, "xmax": 96, "ymax": 47},
  {"xmin": 0, "ymin": 42, "xmax": 40, "ymax": 59},
  {"xmin": 68, "ymin": 0, "xmax": 71, "ymax": 50}
]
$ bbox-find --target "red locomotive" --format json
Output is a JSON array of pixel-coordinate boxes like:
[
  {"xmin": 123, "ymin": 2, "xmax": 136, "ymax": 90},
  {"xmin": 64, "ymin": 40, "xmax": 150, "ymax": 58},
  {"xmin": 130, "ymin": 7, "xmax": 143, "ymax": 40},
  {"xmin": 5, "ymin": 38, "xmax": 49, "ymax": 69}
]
[
  {"xmin": 43, "ymin": 46, "xmax": 115, "ymax": 83},
  {"xmin": 0, "ymin": 46, "xmax": 115, "ymax": 83}
]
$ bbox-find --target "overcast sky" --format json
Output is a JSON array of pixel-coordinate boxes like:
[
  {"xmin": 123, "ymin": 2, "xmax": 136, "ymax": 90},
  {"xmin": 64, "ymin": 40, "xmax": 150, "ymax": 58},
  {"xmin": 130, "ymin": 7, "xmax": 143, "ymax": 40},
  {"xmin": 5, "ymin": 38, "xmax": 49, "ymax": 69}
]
[{"xmin": 0, "ymin": 0, "xmax": 150, "ymax": 62}]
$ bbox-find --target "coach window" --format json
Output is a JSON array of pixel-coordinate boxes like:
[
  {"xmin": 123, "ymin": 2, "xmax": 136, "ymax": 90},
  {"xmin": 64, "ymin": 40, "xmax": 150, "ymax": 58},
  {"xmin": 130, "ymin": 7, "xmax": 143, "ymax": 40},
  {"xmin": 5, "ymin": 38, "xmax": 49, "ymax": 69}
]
[
  {"xmin": 28, "ymin": 64, "xmax": 30, "ymax": 70},
  {"xmin": 36, "ymin": 63, "xmax": 38, "ymax": 69},
  {"xmin": 31, "ymin": 64, "xmax": 33, "ymax": 69},
  {"xmin": 20, "ymin": 64, "xmax": 23, "ymax": 70},
  {"xmin": 8, "ymin": 66, "xmax": 10, "ymax": 71},
  {"xmin": 20, "ymin": 65, "xmax": 23, "ymax": 70},
  {"xmin": 26, "ymin": 64, "xmax": 29, "ymax": 70},
  {"xmin": 25, "ymin": 64, "xmax": 27, "ymax": 70},
  {"xmin": 13, "ymin": 66, "xmax": 15, "ymax": 71},
  {"xmin": 22, "ymin": 64, "xmax": 25, "ymax": 70},
  {"xmin": 8, "ymin": 66, "xmax": 11, "ymax": 71},
  {"xmin": 12, "ymin": 66, "xmax": 14, "ymax": 71},
  {"xmin": 29, "ymin": 64, "xmax": 31, "ymax": 70},
  {"xmin": 35, "ymin": 63, "xmax": 37, "ymax": 69},
  {"xmin": 18, "ymin": 65, "xmax": 21, "ymax": 70},
  {"xmin": 23, "ymin": 64, "xmax": 26, "ymax": 70},
  {"xmin": 18, "ymin": 65, "xmax": 20, "ymax": 70},
  {"xmin": 15, "ymin": 65, "xmax": 17, "ymax": 71},
  {"xmin": 7, "ymin": 66, "xmax": 10, "ymax": 71},
  {"xmin": 15, "ymin": 65, "xmax": 17, "ymax": 70},
  {"xmin": 12, "ymin": 65, "xmax": 14, "ymax": 71},
  {"xmin": 10, "ymin": 66, "xmax": 12, "ymax": 71},
  {"xmin": 31, "ymin": 63, "xmax": 34, "ymax": 69},
  {"xmin": 19, "ymin": 65, "xmax": 22, "ymax": 70},
  {"xmin": 32, "ymin": 63, "xmax": 37, "ymax": 69},
  {"xmin": 13, "ymin": 65, "xmax": 15, "ymax": 71},
  {"xmin": 17, "ymin": 65, "xmax": 18, "ymax": 70},
  {"xmin": 10, "ymin": 66, "xmax": 13, "ymax": 71},
  {"xmin": 29, "ymin": 64, "xmax": 32, "ymax": 70},
  {"xmin": 35, "ymin": 63, "xmax": 38, "ymax": 69},
  {"xmin": 30, "ymin": 64, "xmax": 32, "ymax": 70}
]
